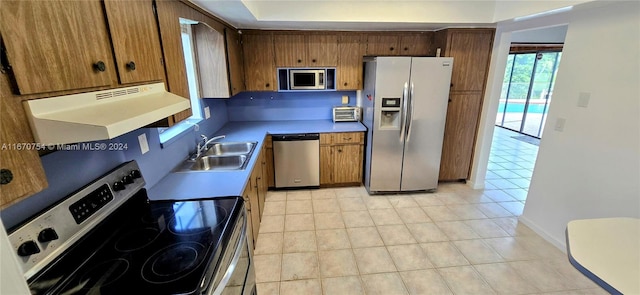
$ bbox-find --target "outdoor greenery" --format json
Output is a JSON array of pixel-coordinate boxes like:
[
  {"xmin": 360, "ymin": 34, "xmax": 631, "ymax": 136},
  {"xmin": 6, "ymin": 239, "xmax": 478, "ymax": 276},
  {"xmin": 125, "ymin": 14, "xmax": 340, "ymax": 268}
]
[{"xmin": 501, "ymin": 52, "xmax": 562, "ymax": 100}]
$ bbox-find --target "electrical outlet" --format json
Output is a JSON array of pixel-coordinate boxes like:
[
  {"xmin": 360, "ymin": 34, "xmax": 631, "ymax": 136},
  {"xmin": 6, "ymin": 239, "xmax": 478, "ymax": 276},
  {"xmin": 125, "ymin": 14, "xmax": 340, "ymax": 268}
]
[
  {"xmin": 342, "ymin": 95, "xmax": 349, "ymax": 105},
  {"xmin": 138, "ymin": 133, "xmax": 149, "ymax": 154},
  {"xmin": 554, "ymin": 118, "xmax": 566, "ymax": 132},
  {"xmin": 577, "ymin": 92, "xmax": 590, "ymax": 108},
  {"xmin": 204, "ymin": 106, "xmax": 211, "ymax": 119}
]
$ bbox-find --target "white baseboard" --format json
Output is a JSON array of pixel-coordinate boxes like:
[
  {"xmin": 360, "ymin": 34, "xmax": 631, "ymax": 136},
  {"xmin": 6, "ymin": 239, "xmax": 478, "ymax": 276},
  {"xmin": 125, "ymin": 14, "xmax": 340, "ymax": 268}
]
[
  {"xmin": 467, "ymin": 179, "xmax": 485, "ymax": 190},
  {"xmin": 519, "ymin": 215, "xmax": 567, "ymax": 253}
]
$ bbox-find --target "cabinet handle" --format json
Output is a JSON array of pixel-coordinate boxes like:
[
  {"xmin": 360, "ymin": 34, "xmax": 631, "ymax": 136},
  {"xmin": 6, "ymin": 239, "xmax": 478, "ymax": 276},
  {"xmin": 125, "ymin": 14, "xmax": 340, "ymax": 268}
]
[
  {"xmin": 337, "ymin": 149, "xmax": 342, "ymax": 153},
  {"xmin": 93, "ymin": 61, "xmax": 106, "ymax": 72},
  {"xmin": 265, "ymin": 83, "xmax": 270, "ymax": 88},
  {"xmin": 404, "ymin": 47, "xmax": 409, "ymax": 51},
  {"xmin": 389, "ymin": 47, "xmax": 395, "ymax": 51},
  {"xmin": 343, "ymin": 137, "xmax": 352, "ymax": 141},
  {"xmin": 126, "ymin": 61, "xmax": 136, "ymax": 71},
  {"xmin": 297, "ymin": 59, "xmax": 302, "ymax": 63},
  {"xmin": 0, "ymin": 169, "xmax": 13, "ymax": 185},
  {"xmin": 312, "ymin": 59, "xmax": 316, "ymax": 63},
  {"xmin": 448, "ymin": 98, "xmax": 452, "ymax": 103},
  {"xmin": 343, "ymin": 82, "xmax": 348, "ymax": 86}
]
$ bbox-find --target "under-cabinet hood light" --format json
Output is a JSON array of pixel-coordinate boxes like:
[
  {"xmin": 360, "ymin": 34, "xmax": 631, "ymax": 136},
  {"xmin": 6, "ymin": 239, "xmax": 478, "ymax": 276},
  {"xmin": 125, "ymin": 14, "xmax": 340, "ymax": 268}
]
[{"xmin": 23, "ymin": 83, "xmax": 190, "ymax": 145}]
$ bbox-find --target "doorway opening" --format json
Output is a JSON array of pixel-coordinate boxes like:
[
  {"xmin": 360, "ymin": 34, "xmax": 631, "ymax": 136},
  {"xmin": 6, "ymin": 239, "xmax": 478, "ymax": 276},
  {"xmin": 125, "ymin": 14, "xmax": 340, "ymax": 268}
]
[{"xmin": 496, "ymin": 48, "xmax": 562, "ymax": 139}]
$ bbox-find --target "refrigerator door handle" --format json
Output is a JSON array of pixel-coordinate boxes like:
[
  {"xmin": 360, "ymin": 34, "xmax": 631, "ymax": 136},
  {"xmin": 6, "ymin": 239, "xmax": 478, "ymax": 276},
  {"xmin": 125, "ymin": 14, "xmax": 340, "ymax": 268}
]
[
  {"xmin": 400, "ymin": 82, "xmax": 409, "ymax": 142},
  {"xmin": 406, "ymin": 82, "xmax": 416, "ymax": 142}
]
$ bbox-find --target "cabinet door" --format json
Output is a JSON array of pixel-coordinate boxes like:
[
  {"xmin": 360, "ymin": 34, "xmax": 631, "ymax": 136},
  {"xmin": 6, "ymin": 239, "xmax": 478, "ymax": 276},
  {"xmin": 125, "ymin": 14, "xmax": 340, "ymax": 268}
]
[
  {"xmin": 274, "ymin": 34, "xmax": 307, "ymax": 67},
  {"xmin": 265, "ymin": 136, "xmax": 275, "ymax": 188},
  {"xmin": 439, "ymin": 93, "xmax": 483, "ymax": 180},
  {"xmin": 0, "ymin": 76, "xmax": 48, "ymax": 208},
  {"xmin": 242, "ymin": 186, "xmax": 257, "ymax": 246},
  {"xmin": 333, "ymin": 145, "xmax": 362, "ymax": 183},
  {"xmin": 225, "ymin": 28, "xmax": 245, "ymax": 96},
  {"xmin": 366, "ymin": 34, "xmax": 400, "ymax": 56},
  {"xmin": 308, "ymin": 35, "xmax": 338, "ymax": 66},
  {"xmin": 337, "ymin": 34, "xmax": 364, "ymax": 90},
  {"xmin": 320, "ymin": 146, "xmax": 333, "ymax": 185},
  {"xmin": 103, "ymin": 0, "xmax": 164, "ymax": 85},
  {"xmin": 193, "ymin": 23, "xmax": 230, "ymax": 98},
  {"xmin": 0, "ymin": 0, "xmax": 117, "ymax": 94},
  {"xmin": 150, "ymin": 0, "xmax": 193, "ymax": 125},
  {"xmin": 399, "ymin": 34, "xmax": 431, "ymax": 56},
  {"xmin": 447, "ymin": 31, "xmax": 494, "ymax": 92},
  {"xmin": 254, "ymin": 150, "xmax": 265, "ymax": 218},
  {"xmin": 243, "ymin": 34, "xmax": 276, "ymax": 91}
]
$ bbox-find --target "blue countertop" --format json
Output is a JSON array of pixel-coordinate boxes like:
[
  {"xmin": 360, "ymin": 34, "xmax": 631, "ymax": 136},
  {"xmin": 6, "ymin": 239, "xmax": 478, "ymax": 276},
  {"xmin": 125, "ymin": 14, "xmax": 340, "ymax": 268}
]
[{"xmin": 147, "ymin": 120, "xmax": 366, "ymax": 201}]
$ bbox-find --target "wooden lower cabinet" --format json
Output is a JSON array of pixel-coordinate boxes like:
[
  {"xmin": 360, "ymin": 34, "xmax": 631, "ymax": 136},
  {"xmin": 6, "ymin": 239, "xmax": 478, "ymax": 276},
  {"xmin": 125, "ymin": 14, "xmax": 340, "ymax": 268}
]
[
  {"xmin": 265, "ymin": 136, "xmax": 275, "ymax": 188},
  {"xmin": 319, "ymin": 132, "xmax": 364, "ymax": 187},
  {"xmin": 242, "ymin": 185, "xmax": 259, "ymax": 247},
  {"xmin": 244, "ymin": 145, "xmax": 269, "ymax": 247}
]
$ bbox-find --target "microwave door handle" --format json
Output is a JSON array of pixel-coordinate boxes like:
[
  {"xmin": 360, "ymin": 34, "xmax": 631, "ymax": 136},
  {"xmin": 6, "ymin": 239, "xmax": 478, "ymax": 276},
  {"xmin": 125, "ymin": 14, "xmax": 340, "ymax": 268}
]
[
  {"xmin": 406, "ymin": 82, "xmax": 415, "ymax": 142},
  {"xmin": 400, "ymin": 82, "xmax": 409, "ymax": 143}
]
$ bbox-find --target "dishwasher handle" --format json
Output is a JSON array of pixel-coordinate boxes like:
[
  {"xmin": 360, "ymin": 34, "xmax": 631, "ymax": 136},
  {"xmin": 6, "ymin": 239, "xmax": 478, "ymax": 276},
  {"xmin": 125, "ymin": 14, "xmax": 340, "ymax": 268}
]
[{"xmin": 271, "ymin": 133, "xmax": 319, "ymax": 141}]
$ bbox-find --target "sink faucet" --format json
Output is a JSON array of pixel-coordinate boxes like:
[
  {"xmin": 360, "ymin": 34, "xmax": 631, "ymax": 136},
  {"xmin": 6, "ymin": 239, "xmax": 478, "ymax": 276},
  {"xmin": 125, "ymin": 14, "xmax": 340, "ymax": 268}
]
[{"xmin": 194, "ymin": 134, "xmax": 226, "ymax": 159}]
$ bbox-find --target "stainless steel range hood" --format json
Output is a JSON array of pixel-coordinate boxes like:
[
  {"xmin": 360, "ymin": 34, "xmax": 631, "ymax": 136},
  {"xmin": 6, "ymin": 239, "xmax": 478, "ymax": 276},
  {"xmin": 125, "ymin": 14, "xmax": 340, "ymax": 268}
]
[{"xmin": 23, "ymin": 83, "xmax": 190, "ymax": 145}]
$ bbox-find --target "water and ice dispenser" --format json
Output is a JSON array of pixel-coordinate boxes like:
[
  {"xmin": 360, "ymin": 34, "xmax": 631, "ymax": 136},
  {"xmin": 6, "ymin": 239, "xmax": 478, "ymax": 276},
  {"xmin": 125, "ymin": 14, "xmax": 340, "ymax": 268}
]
[{"xmin": 380, "ymin": 97, "xmax": 401, "ymax": 129}]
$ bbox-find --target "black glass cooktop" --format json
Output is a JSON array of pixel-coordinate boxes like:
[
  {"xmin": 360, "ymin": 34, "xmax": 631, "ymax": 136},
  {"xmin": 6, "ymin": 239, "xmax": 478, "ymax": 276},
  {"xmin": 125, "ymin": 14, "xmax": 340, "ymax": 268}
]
[{"xmin": 28, "ymin": 190, "xmax": 242, "ymax": 295}]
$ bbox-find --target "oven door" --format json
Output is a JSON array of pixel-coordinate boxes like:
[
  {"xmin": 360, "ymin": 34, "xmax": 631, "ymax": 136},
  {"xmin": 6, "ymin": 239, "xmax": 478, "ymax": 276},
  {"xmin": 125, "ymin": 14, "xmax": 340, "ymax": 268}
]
[{"xmin": 208, "ymin": 208, "xmax": 256, "ymax": 295}]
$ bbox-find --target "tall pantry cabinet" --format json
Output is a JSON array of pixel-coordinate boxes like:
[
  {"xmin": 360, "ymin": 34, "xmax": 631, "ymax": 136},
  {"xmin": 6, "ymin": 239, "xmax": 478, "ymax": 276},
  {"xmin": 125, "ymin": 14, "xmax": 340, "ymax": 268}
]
[{"xmin": 434, "ymin": 29, "xmax": 495, "ymax": 181}]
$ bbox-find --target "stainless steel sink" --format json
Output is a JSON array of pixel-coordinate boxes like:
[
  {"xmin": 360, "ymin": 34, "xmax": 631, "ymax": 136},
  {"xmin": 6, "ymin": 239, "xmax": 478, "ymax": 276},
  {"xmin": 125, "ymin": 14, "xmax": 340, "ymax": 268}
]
[
  {"xmin": 203, "ymin": 142, "xmax": 256, "ymax": 156},
  {"xmin": 175, "ymin": 141, "xmax": 257, "ymax": 172},
  {"xmin": 190, "ymin": 155, "xmax": 248, "ymax": 171}
]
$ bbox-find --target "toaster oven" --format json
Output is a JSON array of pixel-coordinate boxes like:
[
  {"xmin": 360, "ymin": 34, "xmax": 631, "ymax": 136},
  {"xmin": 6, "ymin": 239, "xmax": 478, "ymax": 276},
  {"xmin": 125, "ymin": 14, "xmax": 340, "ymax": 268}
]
[{"xmin": 332, "ymin": 106, "xmax": 361, "ymax": 122}]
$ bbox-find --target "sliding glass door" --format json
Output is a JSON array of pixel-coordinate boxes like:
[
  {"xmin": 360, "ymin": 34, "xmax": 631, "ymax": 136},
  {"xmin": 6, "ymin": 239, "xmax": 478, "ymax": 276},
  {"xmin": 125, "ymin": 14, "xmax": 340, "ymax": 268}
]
[{"xmin": 496, "ymin": 51, "xmax": 562, "ymax": 138}]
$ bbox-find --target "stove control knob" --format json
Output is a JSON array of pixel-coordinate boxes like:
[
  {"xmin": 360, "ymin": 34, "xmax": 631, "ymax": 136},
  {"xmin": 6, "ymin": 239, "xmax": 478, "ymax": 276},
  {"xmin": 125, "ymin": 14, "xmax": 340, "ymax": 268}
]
[
  {"xmin": 122, "ymin": 175, "xmax": 133, "ymax": 184},
  {"xmin": 113, "ymin": 181, "xmax": 125, "ymax": 191},
  {"xmin": 38, "ymin": 228, "xmax": 59, "ymax": 243},
  {"xmin": 130, "ymin": 170, "xmax": 141, "ymax": 179},
  {"xmin": 17, "ymin": 240, "xmax": 40, "ymax": 257}
]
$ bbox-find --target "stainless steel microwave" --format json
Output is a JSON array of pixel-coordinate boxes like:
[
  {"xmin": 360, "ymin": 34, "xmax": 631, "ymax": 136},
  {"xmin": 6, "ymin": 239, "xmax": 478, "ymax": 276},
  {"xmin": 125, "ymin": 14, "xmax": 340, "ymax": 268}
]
[{"xmin": 289, "ymin": 69, "xmax": 326, "ymax": 90}]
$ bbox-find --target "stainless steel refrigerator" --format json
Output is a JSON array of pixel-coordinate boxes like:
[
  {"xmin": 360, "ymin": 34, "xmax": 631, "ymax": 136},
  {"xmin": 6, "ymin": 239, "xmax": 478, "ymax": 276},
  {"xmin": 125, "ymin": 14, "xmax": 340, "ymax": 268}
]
[{"xmin": 363, "ymin": 57, "xmax": 453, "ymax": 193}]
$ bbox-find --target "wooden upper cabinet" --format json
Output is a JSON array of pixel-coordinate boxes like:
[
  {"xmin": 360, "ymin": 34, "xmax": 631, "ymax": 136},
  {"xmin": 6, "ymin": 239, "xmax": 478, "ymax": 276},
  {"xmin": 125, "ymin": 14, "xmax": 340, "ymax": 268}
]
[
  {"xmin": 366, "ymin": 34, "xmax": 400, "ymax": 56},
  {"xmin": 103, "ymin": 0, "xmax": 164, "ymax": 85},
  {"xmin": 399, "ymin": 33, "xmax": 431, "ymax": 56},
  {"xmin": 155, "ymin": 0, "xmax": 193, "ymax": 125},
  {"xmin": 273, "ymin": 34, "xmax": 337, "ymax": 67},
  {"xmin": 337, "ymin": 34, "xmax": 364, "ymax": 90},
  {"xmin": 0, "ymin": 0, "xmax": 117, "ymax": 95},
  {"xmin": 243, "ymin": 33, "xmax": 276, "ymax": 91},
  {"xmin": 274, "ymin": 34, "xmax": 307, "ymax": 67},
  {"xmin": 193, "ymin": 23, "xmax": 230, "ymax": 98},
  {"xmin": 0, "ymin": 75, "xmax": 47, "ymax": 208},
  {"xmin": 225, "ymin": 28, "xmax": 245, "ymax": 96},
  {"xmin": 441, "ymin": 29, "xmax": 494, "ymax": 92},
  {"xmin": 307, "ymin": 35, "xmax": 338, "ymax": 66}
]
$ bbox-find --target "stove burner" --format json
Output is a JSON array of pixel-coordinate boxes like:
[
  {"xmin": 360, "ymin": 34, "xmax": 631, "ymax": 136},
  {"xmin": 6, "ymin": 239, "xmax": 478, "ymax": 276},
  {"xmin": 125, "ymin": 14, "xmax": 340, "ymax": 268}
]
[
  {"xmin": 78, "ymin": 259, "xmax": 129, "ymax": 290},
  {"xmin": 115, "ymin": 227, "xmax": 161, "ymax": 252},
  {"xmin": 142, "ymin": 207, "xmax": 174, "ymax": 225},
  {"xmin": 168, "ymin": 205, "xmax": 228, "ymax": 235},
  {"xmin": 142, "ymin": 242, "xmax": 206, "ymax": 284}
]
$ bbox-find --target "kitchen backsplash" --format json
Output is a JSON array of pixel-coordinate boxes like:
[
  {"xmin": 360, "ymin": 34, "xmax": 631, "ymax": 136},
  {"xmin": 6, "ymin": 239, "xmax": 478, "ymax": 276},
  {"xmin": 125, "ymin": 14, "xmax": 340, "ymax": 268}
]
[{"xmin": 226, "ymin": 91, "xmax": 357, "ymax": 121}]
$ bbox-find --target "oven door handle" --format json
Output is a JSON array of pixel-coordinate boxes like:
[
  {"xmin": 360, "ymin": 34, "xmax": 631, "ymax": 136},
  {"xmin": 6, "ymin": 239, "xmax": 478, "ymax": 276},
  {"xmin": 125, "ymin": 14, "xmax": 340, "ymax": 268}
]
[{"xmin": 211, "ymin": 212, "xmax": 247, "ymax": 295}]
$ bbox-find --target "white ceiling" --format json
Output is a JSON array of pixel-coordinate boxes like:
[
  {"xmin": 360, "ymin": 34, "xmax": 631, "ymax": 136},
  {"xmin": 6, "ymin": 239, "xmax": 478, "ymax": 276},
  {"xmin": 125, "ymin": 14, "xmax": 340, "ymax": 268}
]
[{"xmin": 190, "ymin": 0, "xmax": 592, "ymax": 31}]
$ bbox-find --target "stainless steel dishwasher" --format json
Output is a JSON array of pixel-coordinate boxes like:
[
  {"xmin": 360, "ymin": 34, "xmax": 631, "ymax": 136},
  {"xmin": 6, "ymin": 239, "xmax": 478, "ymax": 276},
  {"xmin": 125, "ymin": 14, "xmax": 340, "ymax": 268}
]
[{"xmin": 272, "ymin": 133, "xmax": 320, "ymax": 188}]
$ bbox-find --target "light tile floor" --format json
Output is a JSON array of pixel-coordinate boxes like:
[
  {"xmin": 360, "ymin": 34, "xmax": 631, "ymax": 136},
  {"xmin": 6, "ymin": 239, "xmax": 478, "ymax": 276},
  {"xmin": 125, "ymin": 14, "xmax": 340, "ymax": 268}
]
[{"xmin": 253, "ymin": 128, "xmax": 606, "ymax": 295}]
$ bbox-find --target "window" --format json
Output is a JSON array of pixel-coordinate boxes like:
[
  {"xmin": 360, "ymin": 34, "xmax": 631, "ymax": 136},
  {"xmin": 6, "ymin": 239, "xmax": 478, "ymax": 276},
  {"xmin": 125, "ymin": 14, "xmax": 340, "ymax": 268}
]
[{"xmin": 496, "ymin": 50, "xmax": 562, "ymax": 138}]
